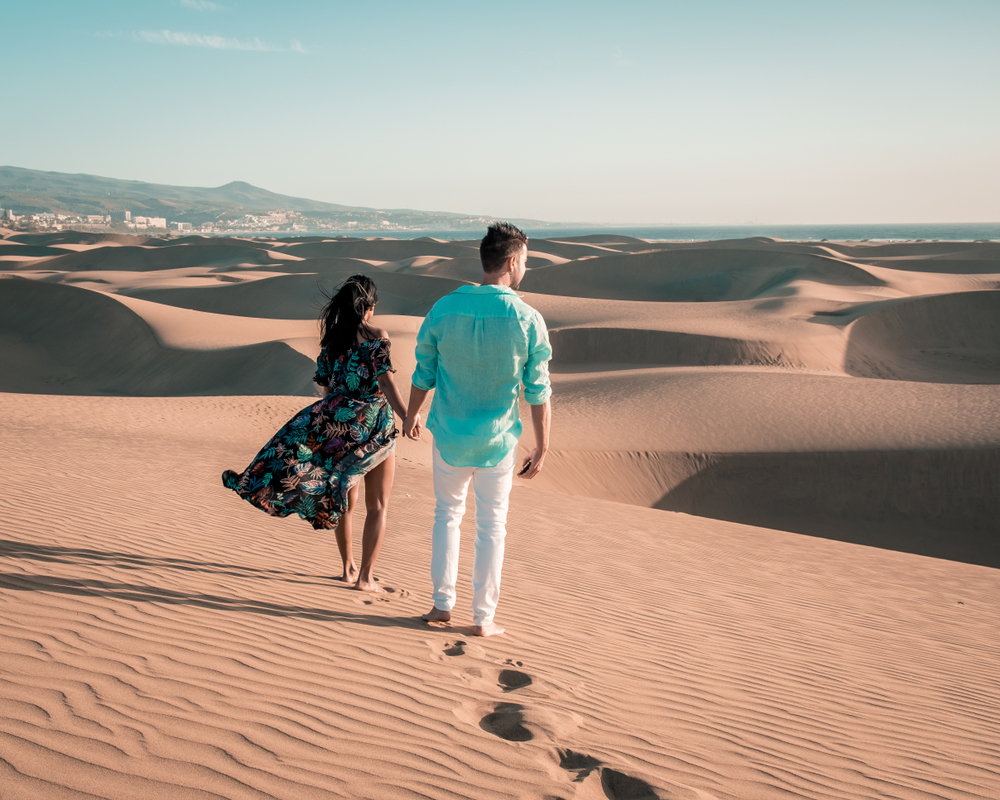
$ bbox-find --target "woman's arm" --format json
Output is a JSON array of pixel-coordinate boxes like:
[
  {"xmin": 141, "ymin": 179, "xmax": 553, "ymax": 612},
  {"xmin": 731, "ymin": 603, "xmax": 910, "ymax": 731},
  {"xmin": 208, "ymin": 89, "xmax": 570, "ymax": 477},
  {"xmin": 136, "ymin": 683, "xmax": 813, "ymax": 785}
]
[
  {"xmin": 370, "ymin": 330, "xmax": 408, "ymax": 419},
  {"xmin": 377, "ymin": 371, "xmax": 408, "ymax": 419}
]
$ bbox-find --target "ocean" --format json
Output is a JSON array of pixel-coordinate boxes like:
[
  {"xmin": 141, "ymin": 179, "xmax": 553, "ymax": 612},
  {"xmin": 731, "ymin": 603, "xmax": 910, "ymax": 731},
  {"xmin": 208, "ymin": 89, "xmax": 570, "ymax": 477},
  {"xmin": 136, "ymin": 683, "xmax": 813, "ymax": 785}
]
[{"xmin": 253, "ymin": 223, "xmax": 1000, "ymax": 242}]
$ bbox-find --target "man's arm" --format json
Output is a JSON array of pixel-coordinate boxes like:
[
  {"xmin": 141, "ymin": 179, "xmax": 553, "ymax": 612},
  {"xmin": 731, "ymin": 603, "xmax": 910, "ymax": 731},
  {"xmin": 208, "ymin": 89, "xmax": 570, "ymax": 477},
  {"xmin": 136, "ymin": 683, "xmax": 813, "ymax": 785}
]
[
  {"xmin": 405, "ymin": 312, "xmax": 438, "ymax": 440},
  {"xmin": 519, "ymin": 399, "xmax": 550, "ymax": 479},
  {"xmin": 518, "ymin": 310, "xmax": 552, "ymax": 478}
]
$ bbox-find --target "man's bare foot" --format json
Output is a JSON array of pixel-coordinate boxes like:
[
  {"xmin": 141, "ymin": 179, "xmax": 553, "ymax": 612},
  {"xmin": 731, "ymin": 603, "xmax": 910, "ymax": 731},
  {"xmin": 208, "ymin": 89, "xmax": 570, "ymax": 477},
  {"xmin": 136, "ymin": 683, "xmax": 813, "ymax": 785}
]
[
  {"xmin": 421, "ymin": 607, "xmax": 451, "ymax": 623},
  {"xmin": 473, "ymin": 621, "xmax": 505, "ymax": 637}
]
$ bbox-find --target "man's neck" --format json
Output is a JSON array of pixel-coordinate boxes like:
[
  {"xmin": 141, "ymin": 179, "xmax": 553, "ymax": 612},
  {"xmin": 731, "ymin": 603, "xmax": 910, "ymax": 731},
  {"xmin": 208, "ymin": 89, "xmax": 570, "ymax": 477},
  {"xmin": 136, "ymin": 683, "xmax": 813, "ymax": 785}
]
[{"xmin": 480, "ymin": 272, "xmax": 513, "ymax": 288}]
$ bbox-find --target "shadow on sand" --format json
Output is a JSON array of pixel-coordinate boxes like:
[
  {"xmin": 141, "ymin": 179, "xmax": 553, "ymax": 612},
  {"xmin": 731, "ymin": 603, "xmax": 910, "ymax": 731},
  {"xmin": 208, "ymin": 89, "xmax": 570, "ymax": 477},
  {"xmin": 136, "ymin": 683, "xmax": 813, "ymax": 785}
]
[{"xmin": 0, "ymin": 539, "xmax": 426, "ymax": 630}]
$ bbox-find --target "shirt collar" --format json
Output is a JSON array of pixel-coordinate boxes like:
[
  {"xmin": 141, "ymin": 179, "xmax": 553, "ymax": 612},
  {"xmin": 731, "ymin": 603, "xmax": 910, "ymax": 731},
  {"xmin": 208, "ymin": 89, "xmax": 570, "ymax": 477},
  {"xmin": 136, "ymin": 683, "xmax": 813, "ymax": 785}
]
[{"xmin": 455, "ymin": 284, "xmax": 519, "ymax": 296}]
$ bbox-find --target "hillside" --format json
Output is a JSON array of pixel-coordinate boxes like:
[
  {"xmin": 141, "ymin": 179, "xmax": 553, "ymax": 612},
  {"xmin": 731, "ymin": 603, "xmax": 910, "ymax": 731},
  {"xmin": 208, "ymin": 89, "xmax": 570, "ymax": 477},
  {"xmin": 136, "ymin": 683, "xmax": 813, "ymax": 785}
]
[{"xmin": 0, "ymin": 166, "xmax": 551, "ymax": 230}]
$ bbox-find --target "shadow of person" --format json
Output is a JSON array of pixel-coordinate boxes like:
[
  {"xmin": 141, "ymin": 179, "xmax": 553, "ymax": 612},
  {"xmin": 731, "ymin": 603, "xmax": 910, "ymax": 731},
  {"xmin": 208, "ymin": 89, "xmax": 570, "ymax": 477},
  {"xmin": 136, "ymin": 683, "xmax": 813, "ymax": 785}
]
[
  {"xmin": 0, "ymin": 538, "xmax": 361, "ymax": 590},
  {"xmin": 0, "ymin": 571, "xmax": 427, "ymax": 631}
]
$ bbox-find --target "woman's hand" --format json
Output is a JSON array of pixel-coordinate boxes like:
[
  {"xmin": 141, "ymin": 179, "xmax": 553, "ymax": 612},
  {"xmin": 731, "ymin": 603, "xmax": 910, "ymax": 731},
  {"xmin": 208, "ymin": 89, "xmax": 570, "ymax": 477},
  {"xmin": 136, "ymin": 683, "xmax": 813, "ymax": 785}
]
[{"xmin": 403, "ymin": 413, "xmax": 422, "ymax": 441}]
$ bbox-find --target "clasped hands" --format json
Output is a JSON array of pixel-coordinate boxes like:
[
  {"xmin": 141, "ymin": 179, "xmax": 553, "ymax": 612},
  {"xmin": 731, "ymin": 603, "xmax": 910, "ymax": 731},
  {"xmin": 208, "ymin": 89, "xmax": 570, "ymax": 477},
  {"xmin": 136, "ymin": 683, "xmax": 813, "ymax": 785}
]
[{"xmin": 402, "ymin": 413, "xmax": 422, "ymax": 440}]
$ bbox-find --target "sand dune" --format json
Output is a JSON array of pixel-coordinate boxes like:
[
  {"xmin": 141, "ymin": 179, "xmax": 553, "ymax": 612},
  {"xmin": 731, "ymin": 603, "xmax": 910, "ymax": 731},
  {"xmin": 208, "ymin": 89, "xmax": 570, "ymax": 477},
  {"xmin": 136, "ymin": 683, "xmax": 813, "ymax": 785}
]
[
  {"xmin": 1, "ymin": 232, "xmax": 999, "ymax": 799},
  {"xmin": 524, "ymin": 236, "xmax": 658, "ymax": 259},
  {"xmin": 0, "ymin": 278, "xmax": 314, "ymax": 395},
  {"xmin": 520, "ymin": 247, "xmax": 887, "ymax": 303},
  {"xmin": 549, "ymin": 327, "xmax": 820, "ymax": 369},
  {"xmin": 126, "ymin": 268, "xmax": 467, "ymax": 319},
  {"xmin": 833, "ymin": 240, "xmax": 999, "ymax": 259},
  {"xmin": 534, "ymin": 448, "xmax": 1000, "ymax": 565},
  {"xmin": 280, "ymin": 237, "xmax": 479, "ymax": 261},
  {"xmin": 389, "ymin": 255, "xmax": 488, "ymax": 283},
  {"xmin": 35, "ymin": 242, "xmax": 291, "ymax": 272},
  {"xmin": 0, "ymin": 242, "xmax": 69, "ymax": 259},
  {"xmin": 845, "ymin": 290, "xmax": 1000, "ymax": 382},
  {"xmin": 157, "ymin": 234, "xmax": 281, "ymax": 249},
  {"xmin": 9, "ymin": 230, "xmax": 149, "ymax": 246},
  {"xmin": 535, "ymin": 365, "xmax": 1000, "ymax": 564}
]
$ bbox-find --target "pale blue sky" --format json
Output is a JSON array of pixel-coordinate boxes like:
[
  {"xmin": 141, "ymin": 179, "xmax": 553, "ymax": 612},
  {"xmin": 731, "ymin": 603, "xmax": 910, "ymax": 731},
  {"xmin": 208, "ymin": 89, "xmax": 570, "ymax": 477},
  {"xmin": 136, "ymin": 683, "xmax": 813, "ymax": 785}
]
[{"xmin": 6, "ymin": 1, "xmax": 999, "ymax": 224}]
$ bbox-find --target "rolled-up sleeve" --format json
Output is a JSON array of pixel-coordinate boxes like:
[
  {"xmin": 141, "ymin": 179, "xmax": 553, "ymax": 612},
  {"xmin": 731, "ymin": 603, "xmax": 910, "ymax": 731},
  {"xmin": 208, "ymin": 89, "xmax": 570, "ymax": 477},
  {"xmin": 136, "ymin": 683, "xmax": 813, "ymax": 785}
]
[
  {"xmin": 411, "ymin": 312, "xmax": 439, "ymax": 391},
  {"xmin": 522, "ymin": 313, "xmax": 552, "ymax": 405}
]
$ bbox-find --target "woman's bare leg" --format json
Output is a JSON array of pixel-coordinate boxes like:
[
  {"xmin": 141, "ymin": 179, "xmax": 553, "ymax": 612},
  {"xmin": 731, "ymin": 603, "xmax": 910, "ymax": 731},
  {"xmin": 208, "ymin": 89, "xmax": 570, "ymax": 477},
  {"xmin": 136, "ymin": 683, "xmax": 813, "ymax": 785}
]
[
  {"xmin": 354, "ymin": 455, "xmax": 395, "ymax": 593},
  {"xmin": 335, "ymin": 484, "xmax": 360, "ymax": 582}
]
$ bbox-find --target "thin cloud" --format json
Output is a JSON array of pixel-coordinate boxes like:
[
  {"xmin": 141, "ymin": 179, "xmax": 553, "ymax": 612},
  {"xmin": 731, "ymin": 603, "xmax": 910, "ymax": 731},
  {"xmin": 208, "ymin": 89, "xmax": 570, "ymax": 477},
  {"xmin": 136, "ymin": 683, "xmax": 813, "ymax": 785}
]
[
  {"xmin": 181, "ymin": 0, "xmax": 223, "ymax": 10},
  {"xmin": 612, "ymin": 46, "xmax": 638, "ymax": 69},
  {"xmin": 131, "ymin": 29, "xmax": 307, "ymax": 53}
]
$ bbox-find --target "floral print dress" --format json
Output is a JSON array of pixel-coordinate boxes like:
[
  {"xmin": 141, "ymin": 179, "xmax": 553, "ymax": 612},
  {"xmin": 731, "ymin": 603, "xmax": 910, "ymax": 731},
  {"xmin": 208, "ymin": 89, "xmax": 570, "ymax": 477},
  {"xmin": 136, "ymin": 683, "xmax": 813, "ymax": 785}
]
[{"xmin": 222, "ymin": 338, "xmax": 397, "ymax": 530}]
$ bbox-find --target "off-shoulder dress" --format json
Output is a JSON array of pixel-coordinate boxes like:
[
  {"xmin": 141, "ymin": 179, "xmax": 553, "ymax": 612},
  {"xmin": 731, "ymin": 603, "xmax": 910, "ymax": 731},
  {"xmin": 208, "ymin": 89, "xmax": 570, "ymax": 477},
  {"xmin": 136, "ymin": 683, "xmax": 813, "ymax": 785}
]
[{"xmin": 222, "ymin": 338, "xmax": 397, "ymax": 530}]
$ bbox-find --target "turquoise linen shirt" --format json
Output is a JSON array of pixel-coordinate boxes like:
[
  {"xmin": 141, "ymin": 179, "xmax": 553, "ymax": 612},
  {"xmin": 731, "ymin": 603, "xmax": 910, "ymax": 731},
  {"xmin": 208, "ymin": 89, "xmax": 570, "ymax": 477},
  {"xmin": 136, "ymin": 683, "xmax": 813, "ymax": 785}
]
[{"xmin": 412, "ymin": 285, "xmax": 552, "ymax": 468}]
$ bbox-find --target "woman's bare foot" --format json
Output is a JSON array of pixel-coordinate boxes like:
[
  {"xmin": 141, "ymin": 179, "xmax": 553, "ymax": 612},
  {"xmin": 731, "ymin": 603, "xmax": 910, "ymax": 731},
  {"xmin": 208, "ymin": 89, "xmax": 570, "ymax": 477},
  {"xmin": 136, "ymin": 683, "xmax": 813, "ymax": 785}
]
[
  {"xmin": 473, "ymin": 621, "xmax": 505, "ymax": 637},
  {"xmin": 354, "ymin": 577, "xmax": 384, "ymax": 593},
  {"xmin": 342, "ymin": 565, "xmax": 359, "ymax": 583},
  {"xmin": 421, "ymin": 607, "xmax": 451, "ymax": 622}
]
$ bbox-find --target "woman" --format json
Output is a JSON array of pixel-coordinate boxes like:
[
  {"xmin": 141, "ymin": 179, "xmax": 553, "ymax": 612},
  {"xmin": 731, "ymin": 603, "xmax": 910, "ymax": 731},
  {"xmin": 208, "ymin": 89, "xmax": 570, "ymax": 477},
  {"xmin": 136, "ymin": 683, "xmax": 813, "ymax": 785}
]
[{"xmin": 222, "ymin": 275, "xmax": 411, "ymax": 593}]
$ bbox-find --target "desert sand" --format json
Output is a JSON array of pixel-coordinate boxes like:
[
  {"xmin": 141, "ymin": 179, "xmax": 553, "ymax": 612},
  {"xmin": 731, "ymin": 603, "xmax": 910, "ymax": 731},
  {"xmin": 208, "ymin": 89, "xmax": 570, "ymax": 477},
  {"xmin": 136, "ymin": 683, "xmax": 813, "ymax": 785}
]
[{"xmin": 1, "ymin": 230, "xmax": 998, "ymax": 799}]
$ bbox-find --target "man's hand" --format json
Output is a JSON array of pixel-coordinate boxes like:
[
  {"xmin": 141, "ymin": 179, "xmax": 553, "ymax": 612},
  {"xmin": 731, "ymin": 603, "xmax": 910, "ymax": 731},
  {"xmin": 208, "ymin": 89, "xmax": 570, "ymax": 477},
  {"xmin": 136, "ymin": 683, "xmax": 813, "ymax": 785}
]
[
  {"xmin": 517, "ymin": 447, "xmax": 546, "ymax": 480},
  {"xmin": 403, "ymin": 413, "xmax": 422, "ymax": 440},
  {"xmin": 404, "ymin": 384, "xmax": 430, "ymax": 442},
  {"xmin": 519, "ymin": 400, "xmax": 550, "ymax": 480}
]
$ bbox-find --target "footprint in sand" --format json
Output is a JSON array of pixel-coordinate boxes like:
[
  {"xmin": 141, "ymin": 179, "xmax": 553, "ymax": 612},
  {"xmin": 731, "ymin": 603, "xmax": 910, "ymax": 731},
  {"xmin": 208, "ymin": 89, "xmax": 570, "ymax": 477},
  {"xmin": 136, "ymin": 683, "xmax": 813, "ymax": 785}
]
[
  {"xmin": 598, "ymin": 768, "xmax": 660, "ymax": 799},
  {"xmin": 443, "ymin": 640, "xmax": 467, "ymax": 656},
  {"xmin": 480, "ymin": 702, "xmax": 533, "ymax": 742},
  {"xmin": 430, "ymin": 639, "xmax": 487, "ymax": 662},
  {"xmin": 552, "ymin": 752, "xmax": 660, "ymax": 799},
  {"xmin": 557, "ymin": 749, "xmax": 602, "ymax": 782},
  {"xmin": 498, "ymin": 668, "xmax": 533, "ymax": 692},
  {"xmin": 354, "ymin": 586, "xmax": 410, "ymax": 605}
]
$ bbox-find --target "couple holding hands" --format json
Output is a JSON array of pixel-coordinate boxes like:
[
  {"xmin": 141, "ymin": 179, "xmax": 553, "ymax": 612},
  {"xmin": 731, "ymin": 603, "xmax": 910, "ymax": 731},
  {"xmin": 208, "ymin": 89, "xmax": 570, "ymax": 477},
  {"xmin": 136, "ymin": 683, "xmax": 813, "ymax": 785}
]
[{"xmin": 223, "ymin": 222, "xmax": 551, "ymax": 637}]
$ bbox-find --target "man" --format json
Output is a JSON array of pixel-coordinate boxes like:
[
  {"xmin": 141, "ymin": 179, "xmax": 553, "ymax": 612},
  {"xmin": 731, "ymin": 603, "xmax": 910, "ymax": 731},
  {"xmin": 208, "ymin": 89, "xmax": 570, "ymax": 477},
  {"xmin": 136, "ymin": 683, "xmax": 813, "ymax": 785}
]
[{"xmin": 403, "ymin": 221, "xmax": 552, "ymax": 637}]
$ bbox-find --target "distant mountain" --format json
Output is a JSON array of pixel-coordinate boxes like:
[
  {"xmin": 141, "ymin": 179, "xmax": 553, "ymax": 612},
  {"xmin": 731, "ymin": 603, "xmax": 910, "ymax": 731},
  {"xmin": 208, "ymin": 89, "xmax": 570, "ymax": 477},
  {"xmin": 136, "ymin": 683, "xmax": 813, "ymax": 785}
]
[{"xmin": 0, "ymin": 166, "xmax": 553, "ymax": 230}]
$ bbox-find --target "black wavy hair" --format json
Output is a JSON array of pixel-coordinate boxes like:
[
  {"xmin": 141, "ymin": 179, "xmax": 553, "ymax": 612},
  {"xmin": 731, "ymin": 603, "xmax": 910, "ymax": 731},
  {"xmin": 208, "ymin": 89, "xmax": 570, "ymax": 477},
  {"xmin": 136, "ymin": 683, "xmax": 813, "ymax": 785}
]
[
  {"xmin": 480, "ymin": 221, "xmax": 528, "ymax": 273},
  {"xmin": 319, "ymin": 274, "xmax": 379, "ymax": 360}
]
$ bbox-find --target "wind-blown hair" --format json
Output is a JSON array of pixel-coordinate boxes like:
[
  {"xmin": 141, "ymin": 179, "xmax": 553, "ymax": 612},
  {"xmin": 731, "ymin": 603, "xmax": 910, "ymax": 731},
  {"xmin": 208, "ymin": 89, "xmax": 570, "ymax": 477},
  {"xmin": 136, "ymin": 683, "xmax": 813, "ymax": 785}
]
[
  {"xmin": 480, "ymin": 221, "xmax": 528, "ymax": 273},
  {"xmin": 319, "ymin": 274, "xmax": 379, "ymax": 360}
]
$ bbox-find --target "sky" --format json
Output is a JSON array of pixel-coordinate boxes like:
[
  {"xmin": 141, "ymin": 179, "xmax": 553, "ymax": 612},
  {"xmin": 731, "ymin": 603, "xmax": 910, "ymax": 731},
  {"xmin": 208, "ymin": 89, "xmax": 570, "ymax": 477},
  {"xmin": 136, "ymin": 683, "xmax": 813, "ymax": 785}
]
[{"xmin": 5, "ymin": 0, "xmax": 999, "ymax": 225}]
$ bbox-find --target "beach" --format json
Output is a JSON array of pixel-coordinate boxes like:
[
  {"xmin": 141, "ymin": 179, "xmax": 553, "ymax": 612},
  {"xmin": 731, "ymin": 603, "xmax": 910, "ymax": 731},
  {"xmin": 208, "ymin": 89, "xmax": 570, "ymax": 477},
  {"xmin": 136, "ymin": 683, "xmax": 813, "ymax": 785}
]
[{"xmin": 1, "ymin": 230, "xmax": 998, "ymax": 799}]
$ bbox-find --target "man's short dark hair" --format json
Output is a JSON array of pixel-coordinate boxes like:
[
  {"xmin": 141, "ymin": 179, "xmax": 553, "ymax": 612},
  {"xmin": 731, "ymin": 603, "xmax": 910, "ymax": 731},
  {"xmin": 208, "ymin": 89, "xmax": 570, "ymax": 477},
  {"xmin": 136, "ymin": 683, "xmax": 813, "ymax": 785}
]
[{"xmin": 480, "ymin": 221, "xmax": 528, "ymax": 273}]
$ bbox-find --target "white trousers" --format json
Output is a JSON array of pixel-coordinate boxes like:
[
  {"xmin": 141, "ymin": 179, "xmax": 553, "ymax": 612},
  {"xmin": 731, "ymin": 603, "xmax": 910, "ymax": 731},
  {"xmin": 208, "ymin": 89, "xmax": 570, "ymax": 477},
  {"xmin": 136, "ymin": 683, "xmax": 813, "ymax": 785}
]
[{"xmin": 431, "ymin": 445, "xmax": 516, "ymax": 627}]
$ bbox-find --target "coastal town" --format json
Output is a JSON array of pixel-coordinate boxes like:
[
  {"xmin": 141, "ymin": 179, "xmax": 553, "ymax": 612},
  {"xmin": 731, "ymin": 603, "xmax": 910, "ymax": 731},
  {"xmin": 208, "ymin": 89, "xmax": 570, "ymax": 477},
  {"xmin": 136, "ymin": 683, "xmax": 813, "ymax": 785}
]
[{"xmin": 0, "ymin": 206, "xmax": 389, "ymax": 235}]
